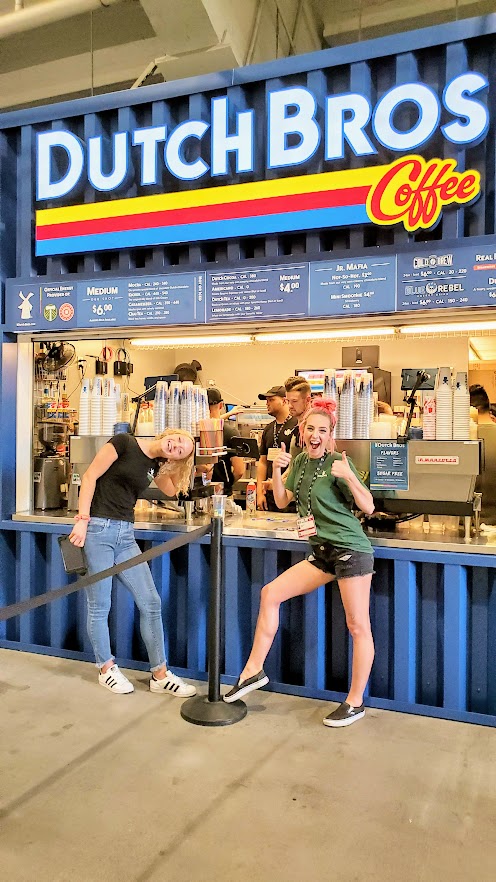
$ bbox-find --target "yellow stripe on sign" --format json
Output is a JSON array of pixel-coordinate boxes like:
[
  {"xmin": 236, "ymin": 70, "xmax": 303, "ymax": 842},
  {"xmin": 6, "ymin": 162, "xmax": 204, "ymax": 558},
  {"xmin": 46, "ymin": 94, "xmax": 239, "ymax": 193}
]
[{"xmin": 36, "ymin": 165, "xmax": 385, "ymax": 227}]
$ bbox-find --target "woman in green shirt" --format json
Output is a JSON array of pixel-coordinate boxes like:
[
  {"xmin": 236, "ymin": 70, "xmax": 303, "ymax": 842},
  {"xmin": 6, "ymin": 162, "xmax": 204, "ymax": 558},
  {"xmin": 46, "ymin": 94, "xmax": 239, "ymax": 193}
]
[{"xmin": 224, "ymin": 399, "xmax": 375, "ymax": 728}]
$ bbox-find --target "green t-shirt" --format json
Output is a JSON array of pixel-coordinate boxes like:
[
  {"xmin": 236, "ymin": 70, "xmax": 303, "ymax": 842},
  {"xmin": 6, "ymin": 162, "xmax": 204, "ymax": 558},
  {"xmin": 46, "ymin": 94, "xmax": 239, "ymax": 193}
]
[{"xmin": 285, "ymin": 452, "xmax": 373, "ymax": 554}]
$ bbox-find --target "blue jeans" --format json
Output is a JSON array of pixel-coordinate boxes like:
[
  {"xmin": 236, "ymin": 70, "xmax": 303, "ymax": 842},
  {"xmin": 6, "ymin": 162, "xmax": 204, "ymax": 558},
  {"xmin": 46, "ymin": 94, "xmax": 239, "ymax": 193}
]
[{"xmin": 84, "ymin": 518, "xmax": 166, "ymax": 670}]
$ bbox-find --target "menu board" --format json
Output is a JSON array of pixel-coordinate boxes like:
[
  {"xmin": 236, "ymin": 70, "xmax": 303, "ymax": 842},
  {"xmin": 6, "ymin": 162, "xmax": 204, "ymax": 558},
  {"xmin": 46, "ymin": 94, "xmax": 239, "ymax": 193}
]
[
  {"xmin": 397, "ymin": 245, "xmax": 496, "ymax": 311},
  {"xmin": 5, "ymin": 272, "xmax": 205, "ymax": 332},
  {"xmin": 78, "ymin": 272, "xmax": 205, "ymax": 328},
  {"xmin": 309, "ymin": 255, "xmax": 396, "ymax": 317},
  {"xmin": 6, "ymin": 237, "xmax": 496, "ymax": 332},
  {"xmin": 206, "ymin": 264, "xmax": 308, "ymax": 322},
  {"xmin": 370, "ymin": 442, "xmax": 409, "ymax": 491}
]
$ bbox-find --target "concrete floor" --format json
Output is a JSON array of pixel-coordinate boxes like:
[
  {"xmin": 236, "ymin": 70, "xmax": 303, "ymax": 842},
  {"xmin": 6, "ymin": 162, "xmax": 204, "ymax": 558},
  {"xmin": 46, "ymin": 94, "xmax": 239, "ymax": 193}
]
[{"xmin": 0, "ymin": 649, "xmax": 495, "ymax": 882}]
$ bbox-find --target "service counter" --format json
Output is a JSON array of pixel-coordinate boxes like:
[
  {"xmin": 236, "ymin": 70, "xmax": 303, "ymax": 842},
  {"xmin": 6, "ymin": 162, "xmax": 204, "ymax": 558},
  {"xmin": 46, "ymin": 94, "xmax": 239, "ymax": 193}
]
[
  {"xmin": 2, "ymin": 509, "xmax": 496, "ymax": 728},
  {"xmin": 10, "ymin": 507, "xmax": 496, "ymax": 554}
]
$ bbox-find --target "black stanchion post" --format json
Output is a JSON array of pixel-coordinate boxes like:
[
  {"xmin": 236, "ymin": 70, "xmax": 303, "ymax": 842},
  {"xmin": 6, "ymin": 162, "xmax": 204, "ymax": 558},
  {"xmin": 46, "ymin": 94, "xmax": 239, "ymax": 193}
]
[
  {"xmin": 208, "ymin": 514, "xmax": 222, "ymax": 703},
  {"xmin": 181, "ymin": 515, "xmax": 247, "ymax": 726}
]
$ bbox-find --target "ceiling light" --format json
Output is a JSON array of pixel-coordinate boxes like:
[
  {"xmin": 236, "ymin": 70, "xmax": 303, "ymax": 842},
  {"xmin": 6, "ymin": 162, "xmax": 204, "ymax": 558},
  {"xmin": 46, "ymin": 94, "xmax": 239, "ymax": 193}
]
[
  {"xmin": 254, "ymin": 327, "xmax": 396, "ymax": 343},
  {"xmin": 399, "ymin": 320, "xmax": 496, "ymax": 334},
  {"xmin": 130, "ymin": 335, "xmax": 253, "ymax": 348}
]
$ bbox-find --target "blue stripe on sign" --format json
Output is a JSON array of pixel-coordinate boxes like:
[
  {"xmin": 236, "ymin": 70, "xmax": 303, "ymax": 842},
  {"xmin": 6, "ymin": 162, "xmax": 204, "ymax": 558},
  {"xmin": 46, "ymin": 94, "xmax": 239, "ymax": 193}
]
[{"xmin": 35, "ymin": 205, "xmax": 370, "ymax": 255}]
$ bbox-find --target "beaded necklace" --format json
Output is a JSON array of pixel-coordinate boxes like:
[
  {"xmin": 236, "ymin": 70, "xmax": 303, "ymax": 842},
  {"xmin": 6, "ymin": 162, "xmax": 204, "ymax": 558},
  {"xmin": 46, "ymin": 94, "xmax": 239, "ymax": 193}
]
[
  {"xmin": 294, "ymin": 452, "xmax": 328, "ymax": 517},
  {"xmin": 272, "ymin": 415, "xmax": 292, "ymax": 447}
]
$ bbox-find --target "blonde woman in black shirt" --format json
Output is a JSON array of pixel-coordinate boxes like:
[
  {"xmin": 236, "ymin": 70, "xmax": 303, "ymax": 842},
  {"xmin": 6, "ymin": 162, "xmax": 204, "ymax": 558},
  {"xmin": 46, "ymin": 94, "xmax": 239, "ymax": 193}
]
[{"xmin": 69, "ymin": 430, "xmax": 197, "ymax": 696}]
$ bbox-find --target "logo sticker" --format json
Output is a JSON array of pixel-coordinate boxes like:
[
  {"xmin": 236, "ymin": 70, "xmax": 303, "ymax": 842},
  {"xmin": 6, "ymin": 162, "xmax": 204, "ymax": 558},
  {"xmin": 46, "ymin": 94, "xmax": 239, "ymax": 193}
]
[
  {"xmin": 18, "ymin": 290, "xmax": 34, "ymax": 319},
  {"xmin": 59, "ymin": 302, "xmax": 75, "ymax": 321},
  {"xmin": 43, "ymin": 303, "xmax": 57, "ymax": 321}
]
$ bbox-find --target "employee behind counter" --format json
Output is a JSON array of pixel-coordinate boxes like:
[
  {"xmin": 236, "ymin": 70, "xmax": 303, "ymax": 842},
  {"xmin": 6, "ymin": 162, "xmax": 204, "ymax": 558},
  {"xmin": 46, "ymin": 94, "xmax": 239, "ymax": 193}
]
[
  {"xmin": 257, "ymin": 385, "xmax": 298, "ymax": 511},
  {"xmin": 198, "ymin": 387, "xmax": 245, "ymax": 495},
  {"xmin": 470, "ymin": 383, "xmax": 496, "ymax": 525}
]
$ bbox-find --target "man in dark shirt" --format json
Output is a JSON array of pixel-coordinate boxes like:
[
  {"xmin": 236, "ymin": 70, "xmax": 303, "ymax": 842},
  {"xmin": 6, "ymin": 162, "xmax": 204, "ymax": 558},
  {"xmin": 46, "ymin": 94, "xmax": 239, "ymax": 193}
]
[
  {"xmin": 257, "ymin": 385, "xmax": 297, "ymax": 511},
  {"xmin": 206, "ymin": 387, "xmax": 245, "ymax": 495}
]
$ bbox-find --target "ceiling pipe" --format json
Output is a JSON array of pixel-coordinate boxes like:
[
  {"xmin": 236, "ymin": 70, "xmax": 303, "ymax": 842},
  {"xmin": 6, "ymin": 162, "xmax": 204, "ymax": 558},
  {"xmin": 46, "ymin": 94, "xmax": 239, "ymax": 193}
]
[{"xmin": 0, "ymin": 0, "xmax": 125, "ymax": 38}]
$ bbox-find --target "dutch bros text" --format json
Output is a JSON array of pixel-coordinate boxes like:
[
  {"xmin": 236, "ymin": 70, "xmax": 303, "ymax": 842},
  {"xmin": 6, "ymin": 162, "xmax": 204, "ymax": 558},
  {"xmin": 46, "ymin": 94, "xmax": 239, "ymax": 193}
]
[{"xmin": 36, "ymin": 72, "xmax": 489, "ymax": 201}]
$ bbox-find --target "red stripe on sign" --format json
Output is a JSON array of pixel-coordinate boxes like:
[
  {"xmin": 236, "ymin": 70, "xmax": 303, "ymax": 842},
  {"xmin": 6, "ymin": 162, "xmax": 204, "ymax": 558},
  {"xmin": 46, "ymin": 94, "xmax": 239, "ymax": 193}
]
[{"xmin": 36, "ymin": 186, "xmax": 370, "ymax": 241}]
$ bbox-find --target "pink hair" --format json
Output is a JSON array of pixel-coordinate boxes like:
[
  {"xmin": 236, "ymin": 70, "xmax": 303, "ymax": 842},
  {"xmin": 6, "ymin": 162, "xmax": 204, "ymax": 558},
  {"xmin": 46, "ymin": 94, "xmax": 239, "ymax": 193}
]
[{"xmin": 299, "ymin": 399, "xmax": 337, "ymax": 452}]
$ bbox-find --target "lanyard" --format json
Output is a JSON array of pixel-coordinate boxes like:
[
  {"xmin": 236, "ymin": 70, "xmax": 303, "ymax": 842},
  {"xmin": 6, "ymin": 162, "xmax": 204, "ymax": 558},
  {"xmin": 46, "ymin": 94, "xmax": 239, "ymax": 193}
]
[
  {"xmin": 294, "ymin": 453, "xmax": 328, "ymax": 517},
  {"xmin": 273, "ymin": 416, "xmax": 292, "ymax": 448}
]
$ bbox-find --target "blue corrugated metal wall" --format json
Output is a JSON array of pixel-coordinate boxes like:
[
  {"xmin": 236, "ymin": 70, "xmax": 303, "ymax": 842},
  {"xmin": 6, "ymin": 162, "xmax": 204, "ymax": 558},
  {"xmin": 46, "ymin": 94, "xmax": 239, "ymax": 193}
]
[{"xmin": 1, "ymin": 523, "xmax": 495, "ymax": 726}]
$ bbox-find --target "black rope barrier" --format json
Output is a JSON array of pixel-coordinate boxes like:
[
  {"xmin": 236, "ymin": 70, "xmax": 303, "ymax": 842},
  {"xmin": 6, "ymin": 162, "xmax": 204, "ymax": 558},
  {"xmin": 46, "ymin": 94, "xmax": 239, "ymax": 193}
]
[
  {"xmin": 0, "ymin": 525, "xmax": 211, "ymax": 623},
  {"xmin": 1, "ymin": 518, "xmax": 246, "ymax": 727}
]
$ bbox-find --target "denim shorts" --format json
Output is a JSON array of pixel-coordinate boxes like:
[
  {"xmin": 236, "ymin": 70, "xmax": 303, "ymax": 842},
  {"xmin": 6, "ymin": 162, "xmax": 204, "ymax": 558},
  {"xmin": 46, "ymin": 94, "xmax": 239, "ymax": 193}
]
[{"xmin": 307, "ymin": 542, "xmax": 374, "ymax": 579}]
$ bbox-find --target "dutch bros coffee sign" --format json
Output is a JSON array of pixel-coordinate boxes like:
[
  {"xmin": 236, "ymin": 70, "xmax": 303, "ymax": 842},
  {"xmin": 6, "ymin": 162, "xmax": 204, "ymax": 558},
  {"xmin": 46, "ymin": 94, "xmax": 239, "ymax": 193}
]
[{"xmin": 34, "ymin": 73, "xmax": 488, "ymax": 256}]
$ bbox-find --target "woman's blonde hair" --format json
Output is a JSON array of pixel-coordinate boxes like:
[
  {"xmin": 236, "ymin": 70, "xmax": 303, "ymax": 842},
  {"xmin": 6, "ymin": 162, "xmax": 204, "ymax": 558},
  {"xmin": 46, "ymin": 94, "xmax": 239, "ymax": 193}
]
[{"xmin": 155, "ymin": 428, "xmax": 195, "ymax": 496}]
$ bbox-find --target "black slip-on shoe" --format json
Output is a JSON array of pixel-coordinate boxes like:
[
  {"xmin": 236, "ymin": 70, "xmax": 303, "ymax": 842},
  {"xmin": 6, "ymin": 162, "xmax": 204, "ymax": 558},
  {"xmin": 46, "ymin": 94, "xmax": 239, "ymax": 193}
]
[
  {"xmin": 323, "ymin": 701, "xmax": 365, "ymax": 728},
  {"xmin": 223, "ymin": 670, "xmax": 269, "ymax": 703}
]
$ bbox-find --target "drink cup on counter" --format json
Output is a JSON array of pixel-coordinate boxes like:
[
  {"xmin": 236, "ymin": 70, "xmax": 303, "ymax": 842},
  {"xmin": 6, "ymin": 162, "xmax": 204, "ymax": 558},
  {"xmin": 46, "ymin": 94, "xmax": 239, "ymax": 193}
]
[
  {"xmin": 114, "ymin": 421, "xmax": 132, "ymax": 434},
  {"xmin": 199, "ymin": 428, "xmax": 224, "ymax": 452},
  {"xmin": 212, "ymin": 494, "xmax": 227, "ymax": 518},
  {"xmin": 183, "ymin": 500, "xmax": 195, "ymax": 523},
  {"xmin": 198, "ymin": 418, "xmax": 224, "ymax": 453}
]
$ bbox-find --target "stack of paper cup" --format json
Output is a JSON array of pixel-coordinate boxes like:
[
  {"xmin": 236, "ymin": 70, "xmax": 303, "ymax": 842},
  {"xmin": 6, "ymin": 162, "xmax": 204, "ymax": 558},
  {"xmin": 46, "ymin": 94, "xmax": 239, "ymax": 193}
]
[
  {"xmin": 200, "ymin": 387, "xmax": 209, "ymax": 421},
  {"xmin": 435, "ymin": 367, "xmax": 453, "ymax": 440},
  {"xmin": 336, "ymin": 371, "xmax": 354, "ymax": 439},
  {"xmin": 90, "ymin": 376, "xmax": 103, "ymax": 435},
  {"xmin": 323, "ymin": 369, "xmax": 337, "ymax": 404},
  {"xmin": 102, "ymin": 378, "xmax": 117, "ymax": 436},
  {"xmin": 78, "ymin": 378, "xmax": 91, "ymax": 435},
  {"xmin": 153, "ymin": 381, "xmax": 168, "ymax": 434},
  {"xmin": 180, "ymin": 381, "xmax": 194, "ymax": 434},
  {"xmin": 422, "ymin": 396, "xmax": 436, "ymax": 440},
  {"xmin": 354, "ymin": 373, "xmax": 373, "ymax": 439},
  {"xmin": 191, "ymin": 386, "xmax": 202, "ymax": 437},
  {"xmin": 453, "ymin": 371, "xmax": 470, "ymax": 440},
  {"xmin": 167, "ymin": 381, "xmax": 181, "ymax": 429}
]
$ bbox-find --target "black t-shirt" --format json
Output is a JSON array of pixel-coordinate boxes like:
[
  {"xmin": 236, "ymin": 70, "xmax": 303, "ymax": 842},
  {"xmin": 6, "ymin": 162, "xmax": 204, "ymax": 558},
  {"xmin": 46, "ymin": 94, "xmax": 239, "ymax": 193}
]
[
  {"xmin": 90, "ymin": 433, "xmax": 161, "ymax": 523},
  {"xmin": 212, "ymin": 423, "xmax": 239, "ymax": 495},
  {"xmin": 259, "ymin": 416, "xmax": 298, "ymax": 479}
]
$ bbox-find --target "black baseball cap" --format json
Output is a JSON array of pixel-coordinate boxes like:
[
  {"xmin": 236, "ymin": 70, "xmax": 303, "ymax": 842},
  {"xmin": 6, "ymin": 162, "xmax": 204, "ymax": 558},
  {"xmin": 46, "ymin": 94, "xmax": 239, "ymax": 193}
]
[
  {"xmin": 258, "ymin": 385, "xmax": 287, "ymax": 400},
  {"xmin": 207, "ymin": 387, "xmax": 223, "ymax": 405}
]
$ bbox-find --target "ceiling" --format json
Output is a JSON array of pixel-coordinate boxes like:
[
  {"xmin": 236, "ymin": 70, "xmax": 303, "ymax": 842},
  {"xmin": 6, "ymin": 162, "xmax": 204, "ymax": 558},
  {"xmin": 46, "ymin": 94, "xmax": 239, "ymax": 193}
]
[{"xmin": 0, "ymin": 0, "xmax": 490, "ymax": 111}]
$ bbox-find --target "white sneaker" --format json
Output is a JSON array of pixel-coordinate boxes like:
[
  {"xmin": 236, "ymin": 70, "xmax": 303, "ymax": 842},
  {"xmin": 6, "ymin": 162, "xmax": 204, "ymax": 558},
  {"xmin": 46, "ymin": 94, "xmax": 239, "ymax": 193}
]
[
  {"xmin": 149, "ymin": 670, "xmax": 196, "ymax": 697},
  {"xmin": 98, "ymin": 664, "xmax": 134, "ymax": 694}
]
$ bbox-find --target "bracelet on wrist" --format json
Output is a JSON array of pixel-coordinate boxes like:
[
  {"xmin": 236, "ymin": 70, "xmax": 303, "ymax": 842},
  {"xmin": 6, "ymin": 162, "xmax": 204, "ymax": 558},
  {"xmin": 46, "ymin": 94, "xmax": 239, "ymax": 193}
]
[{"xmin": 74, "ymin": 514, "xmax": 91, "ymax": 522}]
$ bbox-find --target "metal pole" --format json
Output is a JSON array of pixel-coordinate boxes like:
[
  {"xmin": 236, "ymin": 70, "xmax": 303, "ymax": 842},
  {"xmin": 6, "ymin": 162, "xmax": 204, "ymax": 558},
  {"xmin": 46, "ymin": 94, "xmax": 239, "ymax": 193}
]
[
  {"xmin": 181, "ymin": 516, "xmax": 247, "ymax": 726},
  {"xmin": 207, "ymin": 515, "xmax": 222, "ymax": 702}
]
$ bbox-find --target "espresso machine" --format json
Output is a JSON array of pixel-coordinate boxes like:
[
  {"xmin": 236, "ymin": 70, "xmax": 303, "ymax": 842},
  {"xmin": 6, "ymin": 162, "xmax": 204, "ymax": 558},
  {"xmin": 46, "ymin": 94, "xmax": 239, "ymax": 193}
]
[{"xmin": 33, "ymin": 422, "xmax": 68, "ymax": 510}]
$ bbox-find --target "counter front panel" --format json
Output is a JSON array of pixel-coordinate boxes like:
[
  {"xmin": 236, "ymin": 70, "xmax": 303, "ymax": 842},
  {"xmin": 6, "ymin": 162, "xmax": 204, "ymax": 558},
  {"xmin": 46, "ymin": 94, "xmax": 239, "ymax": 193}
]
[{"xmin": 1, "ymin": 515, "xmax": 495, "ymax": 728}]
